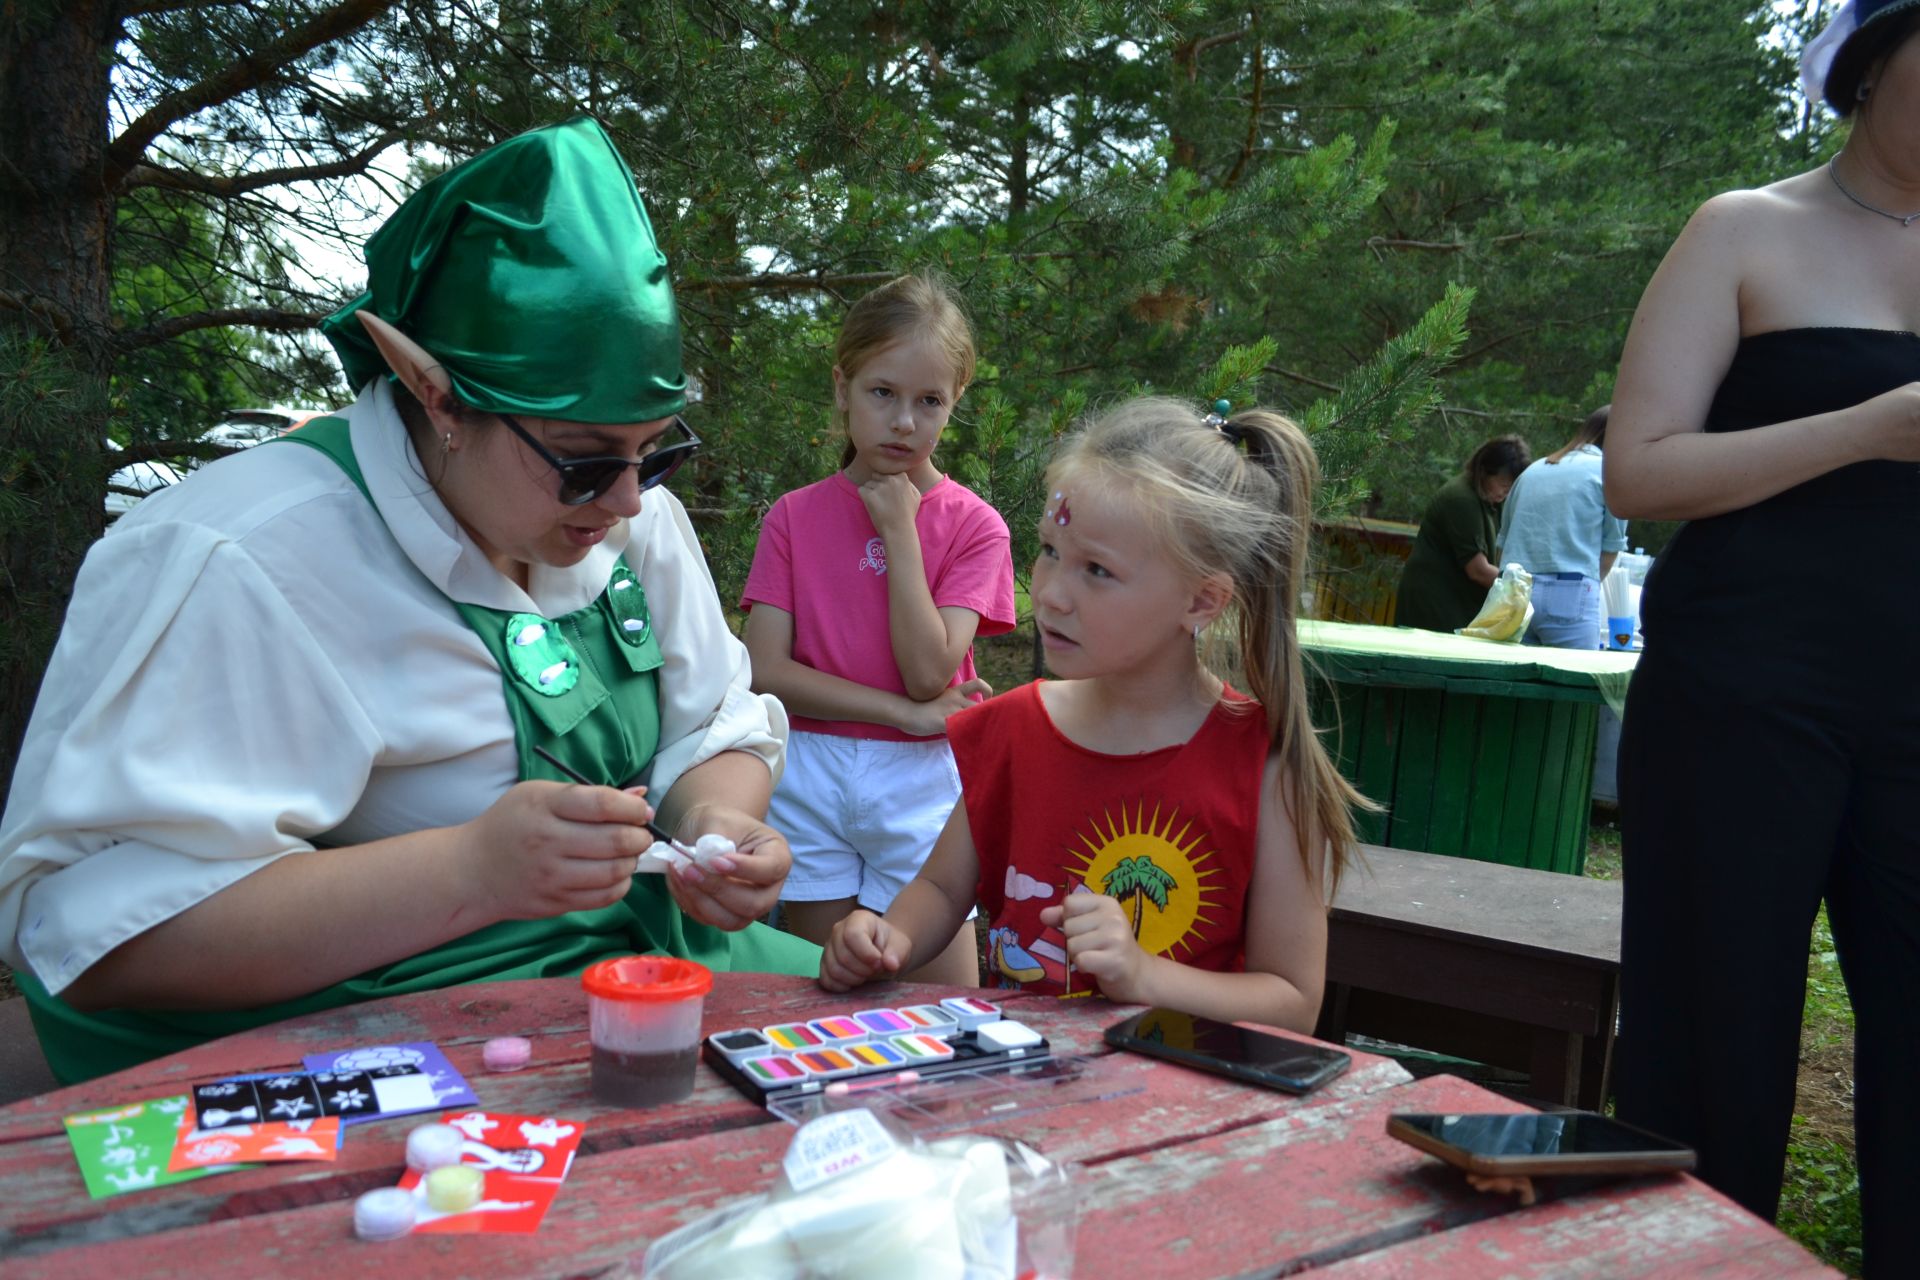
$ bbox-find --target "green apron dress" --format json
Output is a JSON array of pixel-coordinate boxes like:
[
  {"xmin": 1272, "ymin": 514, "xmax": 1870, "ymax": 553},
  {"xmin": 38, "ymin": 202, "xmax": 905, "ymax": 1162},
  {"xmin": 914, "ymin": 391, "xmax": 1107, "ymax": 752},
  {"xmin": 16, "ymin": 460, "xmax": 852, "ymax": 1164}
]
[{"xmin": 22, "ymin": 418, "xmax": 818, "ymax": 1083}]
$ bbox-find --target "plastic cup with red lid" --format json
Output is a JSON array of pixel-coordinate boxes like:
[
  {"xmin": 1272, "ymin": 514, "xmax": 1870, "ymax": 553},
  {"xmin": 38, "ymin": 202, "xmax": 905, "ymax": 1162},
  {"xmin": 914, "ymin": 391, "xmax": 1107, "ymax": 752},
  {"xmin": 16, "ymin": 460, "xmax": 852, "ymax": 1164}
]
[{"xmin": 581, "ymin": 956, "xmax": 713, "ymax": 1108}]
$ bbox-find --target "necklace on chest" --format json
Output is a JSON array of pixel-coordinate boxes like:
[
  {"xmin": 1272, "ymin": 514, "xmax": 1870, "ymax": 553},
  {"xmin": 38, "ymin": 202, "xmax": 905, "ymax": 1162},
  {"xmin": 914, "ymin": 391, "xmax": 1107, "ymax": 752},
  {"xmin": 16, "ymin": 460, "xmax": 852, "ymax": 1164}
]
[{"xmin": 1829, "ymin": 157, "xmax": 1920, "ymax": 227}]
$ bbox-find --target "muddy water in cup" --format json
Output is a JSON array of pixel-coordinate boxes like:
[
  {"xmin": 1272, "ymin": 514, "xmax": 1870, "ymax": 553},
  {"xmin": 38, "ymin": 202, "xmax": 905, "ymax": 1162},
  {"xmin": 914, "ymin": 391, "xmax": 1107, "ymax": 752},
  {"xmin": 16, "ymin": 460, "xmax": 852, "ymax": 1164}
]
[{"xmin": 591, "ymin": 1044, "xmax": 700, "ymax": 1107}]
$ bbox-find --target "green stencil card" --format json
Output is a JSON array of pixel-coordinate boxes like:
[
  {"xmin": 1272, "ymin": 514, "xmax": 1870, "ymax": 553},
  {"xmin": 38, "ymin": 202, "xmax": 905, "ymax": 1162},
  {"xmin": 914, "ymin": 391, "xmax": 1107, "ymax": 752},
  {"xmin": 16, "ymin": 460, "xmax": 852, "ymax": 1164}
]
[{"xmin": 64, "ymin": 1095, "xmax": 237, "ymax": 1198}]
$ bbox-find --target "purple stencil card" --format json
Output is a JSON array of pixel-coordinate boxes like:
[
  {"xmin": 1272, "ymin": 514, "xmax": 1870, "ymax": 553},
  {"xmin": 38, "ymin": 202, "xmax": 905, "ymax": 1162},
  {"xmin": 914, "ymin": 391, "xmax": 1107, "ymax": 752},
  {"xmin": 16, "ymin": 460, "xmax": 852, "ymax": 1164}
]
[{"xmin": 300, "ymin": 1042, "xmax": 477, "ymax": 1125}]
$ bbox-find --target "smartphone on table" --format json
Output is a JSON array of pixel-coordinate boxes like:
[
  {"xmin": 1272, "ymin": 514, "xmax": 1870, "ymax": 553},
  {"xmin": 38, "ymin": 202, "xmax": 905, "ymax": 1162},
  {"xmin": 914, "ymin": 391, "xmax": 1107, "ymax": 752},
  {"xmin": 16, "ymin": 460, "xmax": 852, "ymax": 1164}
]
[
  {"xmin": 1386, "ymin": 1111, "xmax": 1696, "ymax": 1177},
  {"xmin": 1103, "ymin": 1007, "xmax": 1351, "ymax": 1095}
]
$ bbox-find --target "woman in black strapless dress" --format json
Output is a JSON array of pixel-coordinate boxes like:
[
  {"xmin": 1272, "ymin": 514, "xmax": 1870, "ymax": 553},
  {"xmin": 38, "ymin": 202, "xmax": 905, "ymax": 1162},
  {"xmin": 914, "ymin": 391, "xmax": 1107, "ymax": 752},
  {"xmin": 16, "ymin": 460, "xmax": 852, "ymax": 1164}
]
[{"xmin": 1605, "ymin": 4, "xmax": 1920, "ymax": 1269}]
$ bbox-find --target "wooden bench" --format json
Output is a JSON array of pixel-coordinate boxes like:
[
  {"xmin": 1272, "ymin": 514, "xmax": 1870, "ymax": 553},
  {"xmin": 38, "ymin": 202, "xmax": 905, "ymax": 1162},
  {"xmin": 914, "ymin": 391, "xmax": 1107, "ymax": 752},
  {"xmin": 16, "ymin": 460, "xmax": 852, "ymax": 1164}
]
[{"xmin": 1315, "ymin": 843, "xmax": 1621, "ymax": 1109}]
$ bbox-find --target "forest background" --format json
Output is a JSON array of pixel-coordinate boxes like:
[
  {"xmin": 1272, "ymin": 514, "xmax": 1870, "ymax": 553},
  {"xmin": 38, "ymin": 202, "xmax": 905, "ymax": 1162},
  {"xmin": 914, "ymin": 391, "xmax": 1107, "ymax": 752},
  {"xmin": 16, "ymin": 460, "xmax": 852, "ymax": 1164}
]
[
  {"xmin": 1, "ymin": 0, "xmax": 1833, "ymax": 784},
  {"xmin": 0, "ymin": 4, "xmax": 1869, "ymax": 1269}
]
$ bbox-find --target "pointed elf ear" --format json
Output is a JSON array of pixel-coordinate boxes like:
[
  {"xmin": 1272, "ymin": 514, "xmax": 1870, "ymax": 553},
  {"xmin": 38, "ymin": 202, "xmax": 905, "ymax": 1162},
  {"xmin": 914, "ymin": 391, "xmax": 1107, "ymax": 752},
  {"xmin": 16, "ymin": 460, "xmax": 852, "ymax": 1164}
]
[{"xmin": 357, "ymin": 312, "xmax": 454, "ymax": 408}]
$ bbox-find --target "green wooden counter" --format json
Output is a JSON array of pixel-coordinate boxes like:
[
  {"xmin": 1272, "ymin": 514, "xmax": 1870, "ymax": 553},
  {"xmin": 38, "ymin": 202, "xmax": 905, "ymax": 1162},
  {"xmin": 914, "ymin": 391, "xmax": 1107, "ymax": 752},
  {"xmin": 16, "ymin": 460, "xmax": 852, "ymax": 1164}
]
[{"xmin": 1301, "ymin": 621, "xmax": 1638, "ymax": 875}]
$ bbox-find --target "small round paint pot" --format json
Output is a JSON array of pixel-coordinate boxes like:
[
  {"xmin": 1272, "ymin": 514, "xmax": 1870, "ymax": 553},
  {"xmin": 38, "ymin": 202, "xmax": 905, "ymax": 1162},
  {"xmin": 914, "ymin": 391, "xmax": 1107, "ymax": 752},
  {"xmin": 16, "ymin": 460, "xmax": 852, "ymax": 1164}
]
[
  {"xmin": 483, "ymin": 1035, "xmax": 533, "ymax": 1072},
  {"xmin": 424, "ymin": 1164, "xmax": 484, "ymax": 1214},
  {"xmin": 354, "ymin": 1186, "xmax": 417, "ymax": 1241},
  {"xmin": 405, "ymin": 1123, "xmax": 465, "ymax": 1173}
]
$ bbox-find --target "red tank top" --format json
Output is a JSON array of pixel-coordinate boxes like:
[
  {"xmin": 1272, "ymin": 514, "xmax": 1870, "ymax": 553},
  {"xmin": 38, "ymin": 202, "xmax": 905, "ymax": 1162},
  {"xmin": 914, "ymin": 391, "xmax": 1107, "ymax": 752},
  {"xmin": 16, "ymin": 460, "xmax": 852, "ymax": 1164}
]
[{"xmin": 947, "ymin": 681, "xmax": 1269, "ymax": 997}]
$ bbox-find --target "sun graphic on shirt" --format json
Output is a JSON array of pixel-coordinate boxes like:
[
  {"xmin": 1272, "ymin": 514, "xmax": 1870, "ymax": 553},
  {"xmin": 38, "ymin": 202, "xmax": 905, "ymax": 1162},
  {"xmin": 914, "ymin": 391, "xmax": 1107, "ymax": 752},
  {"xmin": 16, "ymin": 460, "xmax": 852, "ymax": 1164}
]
[{"xmin": 1062, "ymin": 801, "xmax": 1225, "ymax": 959}]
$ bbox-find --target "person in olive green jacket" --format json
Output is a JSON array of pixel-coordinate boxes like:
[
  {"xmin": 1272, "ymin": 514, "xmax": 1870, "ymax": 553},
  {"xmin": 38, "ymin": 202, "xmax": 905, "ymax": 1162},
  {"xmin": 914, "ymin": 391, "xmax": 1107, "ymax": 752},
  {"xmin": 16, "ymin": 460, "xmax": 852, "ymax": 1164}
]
[{"xmin": 1394, "ymin": 436, "xmax": 1531, "ymax": 632}]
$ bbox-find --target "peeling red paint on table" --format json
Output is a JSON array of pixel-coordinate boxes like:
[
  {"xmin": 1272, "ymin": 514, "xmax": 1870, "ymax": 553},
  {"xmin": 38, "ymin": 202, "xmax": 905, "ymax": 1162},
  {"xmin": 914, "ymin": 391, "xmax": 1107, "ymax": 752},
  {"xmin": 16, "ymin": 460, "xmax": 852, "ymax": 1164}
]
[{"xmin": 0, "ymin": 974, "xmax": 1835, "ymax": 1278}]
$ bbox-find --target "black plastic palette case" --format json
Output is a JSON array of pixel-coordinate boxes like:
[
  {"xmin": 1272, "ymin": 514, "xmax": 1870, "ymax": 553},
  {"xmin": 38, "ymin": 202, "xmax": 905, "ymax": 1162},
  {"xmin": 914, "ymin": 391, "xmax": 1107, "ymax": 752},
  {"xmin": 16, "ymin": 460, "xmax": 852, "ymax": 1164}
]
[{"xmin": 701, "ymin": 998, "xmax": 1050, "ymax": 1106}]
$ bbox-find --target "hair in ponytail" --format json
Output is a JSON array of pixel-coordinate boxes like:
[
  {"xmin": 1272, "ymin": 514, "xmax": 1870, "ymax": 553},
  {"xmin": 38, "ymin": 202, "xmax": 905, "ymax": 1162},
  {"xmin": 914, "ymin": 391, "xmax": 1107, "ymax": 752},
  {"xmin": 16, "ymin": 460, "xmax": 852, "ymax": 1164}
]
[{"xmin": 1044, "ymin": 396, "xmax": 1373, "ymax": 894}]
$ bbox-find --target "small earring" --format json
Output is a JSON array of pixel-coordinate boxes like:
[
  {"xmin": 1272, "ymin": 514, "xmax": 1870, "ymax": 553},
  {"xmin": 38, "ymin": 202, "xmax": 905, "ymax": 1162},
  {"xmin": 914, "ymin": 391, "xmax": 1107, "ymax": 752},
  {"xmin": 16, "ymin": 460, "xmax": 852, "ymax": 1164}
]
[
  {"xmin": 1192, "ymin": 622, "xmax": 1203, "ymax": 639},
  {"xmin": 1858, "ymin": 81, "xmax": 1872, "ymax": 102},
  {"xmin": 440, "ymin": 432, "xmax": 452, "ymax": 455}
]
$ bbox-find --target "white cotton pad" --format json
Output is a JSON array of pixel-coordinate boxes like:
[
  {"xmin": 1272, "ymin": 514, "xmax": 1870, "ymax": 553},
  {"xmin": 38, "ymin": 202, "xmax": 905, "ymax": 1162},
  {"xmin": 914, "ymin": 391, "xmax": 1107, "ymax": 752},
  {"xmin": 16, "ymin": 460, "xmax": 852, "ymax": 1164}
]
[{"xmin": 693, "ymin": 834, "xmax": 737, "ymax": 864}]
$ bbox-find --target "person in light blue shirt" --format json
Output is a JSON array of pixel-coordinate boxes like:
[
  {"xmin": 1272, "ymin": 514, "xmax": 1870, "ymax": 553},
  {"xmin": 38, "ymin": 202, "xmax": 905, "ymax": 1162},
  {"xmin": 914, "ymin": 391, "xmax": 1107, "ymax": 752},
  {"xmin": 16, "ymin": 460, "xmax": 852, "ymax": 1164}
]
[{"xmin": 1494, "ymin": 405, "xmax": 1627, "ymax": 650}]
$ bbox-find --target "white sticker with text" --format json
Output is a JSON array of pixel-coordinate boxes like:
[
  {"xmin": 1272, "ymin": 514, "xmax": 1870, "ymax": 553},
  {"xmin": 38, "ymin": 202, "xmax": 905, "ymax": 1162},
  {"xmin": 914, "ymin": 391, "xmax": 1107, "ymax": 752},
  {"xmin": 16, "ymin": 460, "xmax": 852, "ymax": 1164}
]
[{"xmin": 782, "ymin": 1109, "xmax": 900, "ymax": 1192}]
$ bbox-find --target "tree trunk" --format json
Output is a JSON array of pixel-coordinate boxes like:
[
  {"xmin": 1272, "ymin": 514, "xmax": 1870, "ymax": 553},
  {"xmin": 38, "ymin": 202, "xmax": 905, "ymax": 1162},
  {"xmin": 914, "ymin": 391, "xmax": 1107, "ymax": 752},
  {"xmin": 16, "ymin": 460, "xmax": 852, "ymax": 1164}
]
[{"xmin": 0, "ymin": 3, "xmax": 121, "ymax": 790}]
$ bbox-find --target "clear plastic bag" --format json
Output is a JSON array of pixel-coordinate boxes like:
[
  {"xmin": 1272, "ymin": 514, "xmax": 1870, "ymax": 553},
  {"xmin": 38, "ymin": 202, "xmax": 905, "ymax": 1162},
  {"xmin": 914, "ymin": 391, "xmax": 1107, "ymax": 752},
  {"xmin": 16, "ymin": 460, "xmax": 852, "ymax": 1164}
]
[
  {"xmin": 1457, "ymin": 562, "xmax": 1534, "ymax": 642},
  {"xmin": 633, "ymin": 1105, "xmax": 1077, "ymax": 1279}
]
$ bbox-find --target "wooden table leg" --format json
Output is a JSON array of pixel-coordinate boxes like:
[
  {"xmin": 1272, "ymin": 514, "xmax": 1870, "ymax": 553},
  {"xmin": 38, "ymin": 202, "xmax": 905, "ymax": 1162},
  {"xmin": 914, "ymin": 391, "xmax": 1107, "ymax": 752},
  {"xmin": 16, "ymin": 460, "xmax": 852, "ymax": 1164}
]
[
  {"xmin": 1315, "ymin": 981, "xmax": 1352, "ymax": 1046},
  {"xmin": 1529, "ymin": 1029, "xmax": 1582, "ymax": 1107}
]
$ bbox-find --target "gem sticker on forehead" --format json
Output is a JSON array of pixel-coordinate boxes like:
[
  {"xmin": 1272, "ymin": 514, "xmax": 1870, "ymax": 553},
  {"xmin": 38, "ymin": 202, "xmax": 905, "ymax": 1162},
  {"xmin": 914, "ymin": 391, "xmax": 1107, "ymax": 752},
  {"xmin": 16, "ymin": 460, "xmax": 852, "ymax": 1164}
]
[{"xmin": 1047, "ymin": 490, "xmax": 1072, "ymax": 526}]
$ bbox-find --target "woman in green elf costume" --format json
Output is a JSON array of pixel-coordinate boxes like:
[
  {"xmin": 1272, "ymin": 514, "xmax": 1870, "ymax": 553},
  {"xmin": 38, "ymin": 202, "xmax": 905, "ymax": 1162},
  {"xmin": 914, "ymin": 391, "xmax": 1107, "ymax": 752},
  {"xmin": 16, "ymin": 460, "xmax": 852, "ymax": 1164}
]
[{"xmin": 0, "ymin": 117, "xmax": 819, "ymax": 1083}]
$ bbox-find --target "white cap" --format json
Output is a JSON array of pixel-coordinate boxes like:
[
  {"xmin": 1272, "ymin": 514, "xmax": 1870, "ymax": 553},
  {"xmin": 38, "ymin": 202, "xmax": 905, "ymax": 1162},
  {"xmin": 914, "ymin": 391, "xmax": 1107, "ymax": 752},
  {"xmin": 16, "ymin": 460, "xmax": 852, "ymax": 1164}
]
[{"xmin": 1802, "ymin": 1, "xmax": 1862, "ymax": 109}]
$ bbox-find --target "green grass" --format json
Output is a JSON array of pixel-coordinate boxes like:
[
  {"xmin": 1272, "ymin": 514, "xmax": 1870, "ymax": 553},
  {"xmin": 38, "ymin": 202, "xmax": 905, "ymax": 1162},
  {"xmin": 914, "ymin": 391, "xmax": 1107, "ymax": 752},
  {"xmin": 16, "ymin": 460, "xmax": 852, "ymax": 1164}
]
[{"xmin": 1776, "ymin": 907, "xmax": 1861, "ymax": 1276}]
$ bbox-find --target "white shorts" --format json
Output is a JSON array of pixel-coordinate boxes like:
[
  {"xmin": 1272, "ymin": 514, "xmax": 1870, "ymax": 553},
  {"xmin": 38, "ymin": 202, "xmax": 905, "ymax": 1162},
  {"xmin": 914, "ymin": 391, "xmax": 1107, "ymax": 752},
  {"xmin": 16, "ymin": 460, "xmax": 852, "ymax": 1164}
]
[{"xmin": 771, "ymin": 730, "xmax": 961, "ymax": 913}]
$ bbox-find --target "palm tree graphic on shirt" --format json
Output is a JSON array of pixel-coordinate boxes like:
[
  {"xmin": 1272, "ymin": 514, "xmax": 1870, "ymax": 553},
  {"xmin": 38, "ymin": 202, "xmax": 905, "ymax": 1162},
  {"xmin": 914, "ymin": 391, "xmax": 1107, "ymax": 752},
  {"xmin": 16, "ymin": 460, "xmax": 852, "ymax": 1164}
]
[
  {"xmin": 1061, "ymin": 800, "xmax": 1224, "ymax": 961},
  {"xmin": 1101, "ymin": 855, "xmax": 1179, "ymax": 937}
]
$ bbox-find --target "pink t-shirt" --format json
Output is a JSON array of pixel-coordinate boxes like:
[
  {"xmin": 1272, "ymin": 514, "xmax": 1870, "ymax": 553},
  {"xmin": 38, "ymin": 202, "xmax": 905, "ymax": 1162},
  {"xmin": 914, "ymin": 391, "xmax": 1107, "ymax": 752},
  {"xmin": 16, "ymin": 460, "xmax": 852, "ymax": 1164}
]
[{"xmin": 741, "ymin": 473, "xmax": 1017, "ymax": 741}]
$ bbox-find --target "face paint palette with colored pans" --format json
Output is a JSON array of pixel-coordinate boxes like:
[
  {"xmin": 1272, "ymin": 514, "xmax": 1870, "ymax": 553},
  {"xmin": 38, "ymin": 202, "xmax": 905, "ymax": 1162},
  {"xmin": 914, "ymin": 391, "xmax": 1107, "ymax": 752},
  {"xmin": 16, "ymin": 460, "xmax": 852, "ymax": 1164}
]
[{"xmin": 701, "ymin": 1004, "xmax": 1051, "ymax": 1107}]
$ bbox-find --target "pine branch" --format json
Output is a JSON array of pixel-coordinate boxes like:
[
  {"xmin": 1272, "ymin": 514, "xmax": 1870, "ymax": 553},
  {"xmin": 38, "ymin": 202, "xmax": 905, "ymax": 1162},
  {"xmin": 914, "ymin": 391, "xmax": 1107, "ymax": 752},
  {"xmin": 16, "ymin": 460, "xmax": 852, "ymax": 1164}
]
[
  {"xmin": 103, "ymin": 0, "xmax": 401, "ymax": 189},
  {"xmin": 110, "ymin": 439, "xmax": 241, "ymax": 467},
  {"xmin": 119, "ymin": 0, "xmax": 255, "ymax": 17},
  {"xmin": 117, "ymin": 308, "xmax": 322, "ymax": 352},
  {"xmin": 1365, "ymin": 232, "xmax": 1532, "ymax": 254},
  {"xmin": 0, "ymin": 289, "xmax": 80, "ymax": 343},
  {"xmin": 123, "ymin": 128, "xmax": 412, "ymax": 197},
  {"xmin": 692, "ymin": 271, "xmax": 901, "ymax": 295}
]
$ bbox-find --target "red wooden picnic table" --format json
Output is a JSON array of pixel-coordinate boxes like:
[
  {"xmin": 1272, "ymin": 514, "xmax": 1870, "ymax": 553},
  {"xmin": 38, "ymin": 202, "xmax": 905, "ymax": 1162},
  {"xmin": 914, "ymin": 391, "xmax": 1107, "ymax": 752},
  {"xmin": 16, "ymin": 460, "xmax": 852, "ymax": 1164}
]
[{"xmin": 0, "ymin": 973, "xmax": 1834, "ymax": 1278}]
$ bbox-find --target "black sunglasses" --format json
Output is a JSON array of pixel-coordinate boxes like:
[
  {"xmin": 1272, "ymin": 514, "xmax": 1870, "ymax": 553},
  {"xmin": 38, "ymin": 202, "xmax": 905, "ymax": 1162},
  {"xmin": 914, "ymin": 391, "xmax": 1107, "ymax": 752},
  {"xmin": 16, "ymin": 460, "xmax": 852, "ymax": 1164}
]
[{"xmin": 498, "ymin": 414, "xmax": 701, "ymax": 506}]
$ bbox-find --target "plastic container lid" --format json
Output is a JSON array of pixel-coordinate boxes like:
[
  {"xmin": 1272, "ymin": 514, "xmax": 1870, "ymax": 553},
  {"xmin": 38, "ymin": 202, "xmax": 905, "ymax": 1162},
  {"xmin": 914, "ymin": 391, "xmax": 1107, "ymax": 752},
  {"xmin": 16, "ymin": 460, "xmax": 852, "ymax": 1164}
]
[{"xmin": 581, "ymin": 955, "xmax": 714, "ymax": 1003}]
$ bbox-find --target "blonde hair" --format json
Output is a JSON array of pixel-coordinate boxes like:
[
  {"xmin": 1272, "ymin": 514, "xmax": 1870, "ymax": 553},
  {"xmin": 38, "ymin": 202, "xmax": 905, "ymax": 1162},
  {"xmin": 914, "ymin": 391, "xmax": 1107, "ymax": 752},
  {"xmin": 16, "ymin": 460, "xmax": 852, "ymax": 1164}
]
[
  {"xmin": 834, "ymin": 274, "xmax": 977, "ymax": 467},
  {"xmin": 1544, "ymin": 403, "xmax": 1609, "ymax": 465},
  {"xmin": 1045, "ymin": 396, "xmax": 1371, "ymax": 894}
]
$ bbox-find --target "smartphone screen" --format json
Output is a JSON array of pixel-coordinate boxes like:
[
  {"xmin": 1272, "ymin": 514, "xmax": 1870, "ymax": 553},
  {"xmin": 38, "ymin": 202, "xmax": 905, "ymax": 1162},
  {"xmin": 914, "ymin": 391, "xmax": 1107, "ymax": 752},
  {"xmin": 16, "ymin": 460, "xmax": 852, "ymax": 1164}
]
[
  {"xmin": 1391, "ymin": 1113, "xmax": 1692, "ymax": 1158},
  {"xmin": 1386, "ymin": 1111, "xmax": 1696, "ymax": 1176},
  {"xmin": 1104, "ymin": 1008, "xmax": 1350, "ymax": 1093}
]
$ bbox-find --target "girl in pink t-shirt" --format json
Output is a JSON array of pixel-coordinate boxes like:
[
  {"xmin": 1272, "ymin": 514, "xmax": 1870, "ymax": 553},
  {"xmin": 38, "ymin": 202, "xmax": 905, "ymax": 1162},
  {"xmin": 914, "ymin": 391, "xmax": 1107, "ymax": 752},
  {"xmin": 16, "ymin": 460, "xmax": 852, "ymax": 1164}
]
[{"xmin": 741, "ymin": 275, "xmax": 1016, "ymax": 984}]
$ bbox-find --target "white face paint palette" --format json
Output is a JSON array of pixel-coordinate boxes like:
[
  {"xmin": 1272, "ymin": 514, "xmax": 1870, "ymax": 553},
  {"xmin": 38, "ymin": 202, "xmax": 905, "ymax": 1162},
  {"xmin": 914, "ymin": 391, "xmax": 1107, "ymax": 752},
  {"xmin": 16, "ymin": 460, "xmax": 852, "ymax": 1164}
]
[{"xmin": 702, "ymin": 1003, "xmax": 1051, "ymax": 1107}]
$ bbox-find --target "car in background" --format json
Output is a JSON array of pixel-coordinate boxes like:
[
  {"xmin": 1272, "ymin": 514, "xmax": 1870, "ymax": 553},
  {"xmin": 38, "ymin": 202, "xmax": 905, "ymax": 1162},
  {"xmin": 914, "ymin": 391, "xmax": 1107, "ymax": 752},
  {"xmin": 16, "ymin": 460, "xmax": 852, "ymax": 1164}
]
[{"xmin": 104, "ymin": 408, "xmax": 322, "ymax": 518}]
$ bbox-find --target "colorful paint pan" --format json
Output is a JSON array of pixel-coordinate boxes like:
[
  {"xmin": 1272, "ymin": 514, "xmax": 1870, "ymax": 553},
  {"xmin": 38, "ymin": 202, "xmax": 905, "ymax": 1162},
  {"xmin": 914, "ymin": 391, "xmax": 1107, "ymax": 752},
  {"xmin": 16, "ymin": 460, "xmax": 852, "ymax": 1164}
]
[
  {"xmin": 806, "ymin": 1016, "xmax": 868, "ymax": 1047},
  {"xmin": 854, "ymin": 1008, "xmax": 913, "ymax": 1037},
  {"xmin": 793, "ymin": 1050, "xmax": 860, "ymax": 1080},
  {"xmin": 940, "ymin": 996, "xmax": 1000, "ymax": 1030},
  {"xmin": 742, "ymin": 1055, "xmax": 809, "ymax": 1086},
  {"xmin": 845, "ymin": 1042, "xmax": 907, "ymax": 1070},
  {"xmin": 899, "ymin": 1004, "xmax": 962, "ymax": 1038},
  {"xmin": 709, "ymin": 1028, "xmax": 777, "ymax": 1064},
  {"xmin": 888, "ymin": 1034, "xmax": 957, "ymax": 1061},
  {"xmin": 763, "ymin": 1023, "xmax": 823, "ymax": 1052}
]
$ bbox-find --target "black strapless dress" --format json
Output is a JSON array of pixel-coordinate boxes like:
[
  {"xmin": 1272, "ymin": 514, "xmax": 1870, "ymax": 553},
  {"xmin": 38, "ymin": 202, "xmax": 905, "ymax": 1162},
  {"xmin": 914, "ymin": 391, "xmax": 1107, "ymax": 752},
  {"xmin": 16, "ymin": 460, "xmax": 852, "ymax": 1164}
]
[
  {"xmin": 1615, "ymin": 328, "xmax": 1920, "ymax": 1259},
  {"xmin": 1641, "ymin": 327, "xmax": 1920, "ymax": 650}
]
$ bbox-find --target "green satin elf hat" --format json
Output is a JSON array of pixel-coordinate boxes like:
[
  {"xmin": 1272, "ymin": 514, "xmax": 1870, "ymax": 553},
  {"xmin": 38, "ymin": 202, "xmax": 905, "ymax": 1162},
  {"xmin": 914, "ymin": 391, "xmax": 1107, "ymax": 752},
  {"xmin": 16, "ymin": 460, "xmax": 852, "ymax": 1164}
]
[{"xmin": 320, "ymin": 116, "xmax": 687, "ymax": 423}]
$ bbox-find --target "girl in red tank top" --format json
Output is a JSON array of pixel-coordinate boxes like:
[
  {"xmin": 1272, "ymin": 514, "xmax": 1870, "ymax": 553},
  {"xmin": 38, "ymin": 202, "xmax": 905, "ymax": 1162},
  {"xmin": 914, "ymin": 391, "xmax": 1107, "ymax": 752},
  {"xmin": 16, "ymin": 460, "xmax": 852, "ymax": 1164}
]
[{"xmin": 819, "ymin": 396, "xmax": 1370, "ymax": 1032}]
